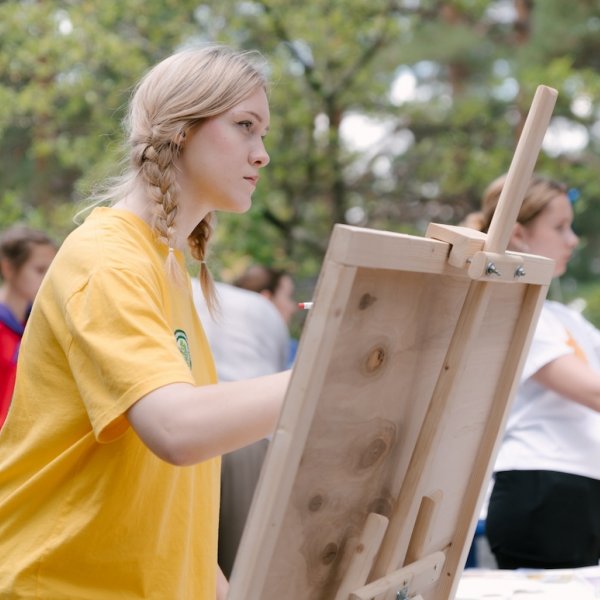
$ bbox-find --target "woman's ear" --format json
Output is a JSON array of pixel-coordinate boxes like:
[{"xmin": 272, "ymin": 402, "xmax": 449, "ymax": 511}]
[
  {"xmin": 173, "ymin": 130, "xmax": 186, "ymax": 148},
  {"xmin": 510, "ymin": 223, "xmax": 530, "ymax": 252}
]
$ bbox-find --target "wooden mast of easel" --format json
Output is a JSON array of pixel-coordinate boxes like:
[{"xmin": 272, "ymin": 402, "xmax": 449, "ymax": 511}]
[
  {"xmin": 353, "ymin": 84, "xmax": 559, "ymax": 600},
  {"xmin": 485, "ymin": 87, "xmax": 558, "ymax": 254}
]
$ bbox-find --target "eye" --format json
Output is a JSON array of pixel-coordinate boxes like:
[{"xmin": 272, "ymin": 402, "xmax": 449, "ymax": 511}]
[{"xmin": 238, "ymin": 120, "xmax": 253, "ymax": 131}]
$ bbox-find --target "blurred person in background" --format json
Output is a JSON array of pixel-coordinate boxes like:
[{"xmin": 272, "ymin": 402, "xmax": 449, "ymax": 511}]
[
  {"xmin": 233, "ymin": 265, "xmax": 297, "ymax": 327},
  {"xmin": 193, "ymin": 264, "xmax": 297, "ymax": 577},
  {"xmin": 466, "ymin": 174, "xmax": 600, "ymax": 570},
  {"xmin": 0, "ymin": 225, "xmax": 57, "ymax": 428}
]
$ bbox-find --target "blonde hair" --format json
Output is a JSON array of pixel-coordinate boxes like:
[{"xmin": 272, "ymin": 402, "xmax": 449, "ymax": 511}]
[
  {"xmin": 98, "ymin": 45, "xmax": 268, "ymax": 308},
  {"xmin": 464, "ymin": 174, "xmax": 568, "ymax": 233}
]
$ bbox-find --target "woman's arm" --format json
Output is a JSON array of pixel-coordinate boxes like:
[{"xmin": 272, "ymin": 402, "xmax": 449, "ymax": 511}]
[
  {"xmin": 533, "ymin": 354, "xmax": 600, "ymax": 412},
  {"xmin": 127, "ymin": 370, "xmax": 290, "ymax": 465}
]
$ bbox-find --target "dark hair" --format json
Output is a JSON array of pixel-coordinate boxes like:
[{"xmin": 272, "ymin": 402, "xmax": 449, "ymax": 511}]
[
  {"xmin": 0, "ymin": 225, "xmax": 56, "ymax": 274},
  {"xmin": 233, "ymin": 265, "xmax": 288, "ymax": 295},
  {"xmin": 463, "ymin": 174, "xmax": 568, "ymax": 233}
]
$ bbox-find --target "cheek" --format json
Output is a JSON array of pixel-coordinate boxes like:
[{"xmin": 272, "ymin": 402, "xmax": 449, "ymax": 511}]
[
  {"xmin": 529, "ymin": 236, "xmax": 561, "ymax": 263},
  {"xmin": 16, "ymin": 270, "xmax": 44, "ymax": 299}
]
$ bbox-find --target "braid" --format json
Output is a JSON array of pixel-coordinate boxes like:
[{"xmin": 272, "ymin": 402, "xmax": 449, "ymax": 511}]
[
  {"xmin": 189, "ymin": 214, "xmax": 217, "ymax": 312},
  {"xmin": 138, "ymin": 138, "xmax": 185, "ymax": 284}
]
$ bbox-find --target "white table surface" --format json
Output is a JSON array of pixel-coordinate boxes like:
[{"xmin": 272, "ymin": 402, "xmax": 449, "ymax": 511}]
[{"xmin": 457, "ymin": 566, "xmax": 600, "ymax": 599}]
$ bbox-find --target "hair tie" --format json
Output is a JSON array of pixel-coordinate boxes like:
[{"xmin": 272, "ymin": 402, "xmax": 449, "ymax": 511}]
[
  {"xmin": 568, "ymin": 188, "xmax": 580, "ymax": 204},
  {"xmin": 168, "ymin": 247, "xmax": 175, "ymax": 254}
]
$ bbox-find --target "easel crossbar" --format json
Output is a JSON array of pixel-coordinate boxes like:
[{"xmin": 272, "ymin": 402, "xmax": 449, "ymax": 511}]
[{"xmin": 349, "ymin": 551, "xmax": 446, "ymax": 600}]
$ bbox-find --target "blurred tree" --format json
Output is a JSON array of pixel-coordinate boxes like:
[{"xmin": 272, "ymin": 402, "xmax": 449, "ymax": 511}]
[
  {"xmin": 1, "ymin": 0, "xmax": 600, "ymax": 292},
  {"xmin": 0, "ymin": 0, "xmax": 203, "ymax": 239}
]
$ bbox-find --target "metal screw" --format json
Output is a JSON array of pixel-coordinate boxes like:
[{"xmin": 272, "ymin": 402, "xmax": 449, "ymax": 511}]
[
  {"xmin": 486, "ymin": 262, "xmax": 501, "ymax": 276},
  {"xmin": 514, "ymin": 265, "xmax": 526, "ymax": 278}
]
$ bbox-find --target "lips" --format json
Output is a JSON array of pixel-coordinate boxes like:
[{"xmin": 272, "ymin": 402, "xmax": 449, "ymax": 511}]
[{"xmin": 244, "ymin": 175, "xmax": 259, "ymax": 187}]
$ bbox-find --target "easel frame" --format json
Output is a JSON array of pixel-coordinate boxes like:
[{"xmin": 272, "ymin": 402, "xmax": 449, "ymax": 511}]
[{"xmin": 228, "ymin": 85, "xmax": 558, "ymax": 600}]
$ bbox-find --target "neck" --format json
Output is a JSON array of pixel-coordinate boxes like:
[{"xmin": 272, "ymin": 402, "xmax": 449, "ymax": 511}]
[
  {"xmin": 113, "ymin": 186, "xmax": 209, "ymax": 250},
  {"xmin": 0, "ymin": 285, "xmax": 29, "ymax": 322}
]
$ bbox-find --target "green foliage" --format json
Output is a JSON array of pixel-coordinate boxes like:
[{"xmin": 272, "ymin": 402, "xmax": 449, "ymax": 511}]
[
  {"xmin": 2, "ymin": 0, "xmax": 600, "ymax": 300},
  {"xmin": 582, "ymin": 288, "xmax": 600, "ymax": 329}
]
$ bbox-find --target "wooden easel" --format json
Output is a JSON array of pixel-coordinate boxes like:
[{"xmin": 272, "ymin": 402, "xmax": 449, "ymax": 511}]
[{"xmin": 228, "ymin": 85, "xmax": 558, "ymax": 600}]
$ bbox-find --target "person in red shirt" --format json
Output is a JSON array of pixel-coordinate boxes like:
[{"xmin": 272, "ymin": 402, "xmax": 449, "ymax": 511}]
[{"xmin": 0, "ymin": 225, "xmax": 57, "ymax": 427}]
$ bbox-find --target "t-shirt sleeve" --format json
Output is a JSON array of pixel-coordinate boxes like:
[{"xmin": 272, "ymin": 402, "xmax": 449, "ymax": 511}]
[
  {"xmin": 521, "ymin": 307, "xmax": 573, "ymax": 382},
  {"xmin": 65, "ymin": 266, "xmax": 195, "ymax": 443}
]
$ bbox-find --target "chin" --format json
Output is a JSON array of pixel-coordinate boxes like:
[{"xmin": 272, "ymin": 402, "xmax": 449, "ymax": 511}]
[
  {"xmin": 230, "ymin": 201, "xmax": 252, "ymax": 215},
  {"xmin": 217, "ymin": 196, "xmax": 252, "ymax": 215},
  {"xmin": 554, "ymin": 265, "xmax": 567, "ymax": 278}
]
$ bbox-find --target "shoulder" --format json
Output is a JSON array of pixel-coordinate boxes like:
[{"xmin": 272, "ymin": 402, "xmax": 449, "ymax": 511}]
[
  {"xmin": 0, "ymin": 304, "xmax": 23, "ymax": 335},
  {"xmin": 64, "ymin": 208, "xmax": 159, "ymax": 266},
  {"xmin": 535, "ymin": 301, "xmax": 574, "ymax": 337},
  {"xmin": 52, "ymin": 209, "xmax": 168, "ymax": 303},
  {"xmin": 542, "ymin": 300, "xmax": 597, "ymax": 337}
]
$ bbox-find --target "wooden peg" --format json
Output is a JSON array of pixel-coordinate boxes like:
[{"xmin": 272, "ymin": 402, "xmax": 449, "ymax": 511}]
[{"xmin": 335, "ymin": 512, "xmax": 390, "ymax": 600}]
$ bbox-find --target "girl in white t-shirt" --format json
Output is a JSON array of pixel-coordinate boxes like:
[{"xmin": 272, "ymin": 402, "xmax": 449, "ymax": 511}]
[{"xmin": 466, "ymin": 174, "xmax": 600, "ymax": 569}]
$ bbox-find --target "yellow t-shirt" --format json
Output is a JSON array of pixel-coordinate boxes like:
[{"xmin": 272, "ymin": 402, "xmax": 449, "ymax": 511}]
[{"xmin": 0, "ymin": 208, "xmax": 220, "ymax": 599}]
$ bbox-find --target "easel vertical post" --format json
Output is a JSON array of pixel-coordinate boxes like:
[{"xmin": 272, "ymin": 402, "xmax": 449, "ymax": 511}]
[{"xmin": 485, "ymin": 86, "xmax": 558, "ymax": 254}]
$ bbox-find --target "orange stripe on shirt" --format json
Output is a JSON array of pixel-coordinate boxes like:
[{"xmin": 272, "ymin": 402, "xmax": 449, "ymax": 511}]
[{"xmin": 566, "ymin": 330, "xmax": 588, "ymax": 363}]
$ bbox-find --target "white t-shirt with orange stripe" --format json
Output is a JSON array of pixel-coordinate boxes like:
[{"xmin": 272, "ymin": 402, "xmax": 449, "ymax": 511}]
[{"xmin": 494, "ymin": 300, "xmax": 600, "ymax": 480}]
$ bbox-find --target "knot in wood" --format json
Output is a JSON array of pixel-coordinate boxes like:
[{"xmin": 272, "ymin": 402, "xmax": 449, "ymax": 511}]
[
  {"xmin": 365, "ymin": 346, "xmax": 386, "ymax": 373},
  {"xmin": 368, "ymin": 496, "xmax": 393, "ymax": 517},
  {"xmin": 359, "ymin": 437, "xmax": 388, "ymax": 469},
  {"xmin": 320, "ymin": 542, "xmax": 338, "ymax": 565},
  {"xmin": 308, "ymin": 494, "xmax": 324, "ymax": 512},
  {"xmin": 359, "ymin": 293, "xmax": 377, "ymax": 310}
]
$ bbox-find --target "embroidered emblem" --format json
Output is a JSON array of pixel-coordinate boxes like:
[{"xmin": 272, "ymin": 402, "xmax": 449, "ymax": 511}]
[{"xmin": 175, "ymin": 329, "xmax": 192, "ymax": 368}]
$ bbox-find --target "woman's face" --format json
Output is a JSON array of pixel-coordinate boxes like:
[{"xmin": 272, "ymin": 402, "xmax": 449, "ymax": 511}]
[
  {"xmin": 4, "ymin": 243, "xmax": 56, "ymax": 303},
  {"xmin": 516, "ymin": 193, "xmax": 579, "ymax": 277},
  {"xmin": 177, "ymin": 87, "xmax": 270, "ymax": 215}
]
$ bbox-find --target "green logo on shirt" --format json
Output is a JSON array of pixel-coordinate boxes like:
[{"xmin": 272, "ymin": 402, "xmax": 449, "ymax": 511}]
[{"xmin": 174, "ymin": 329, "xmax": 192, "ymax": 369}]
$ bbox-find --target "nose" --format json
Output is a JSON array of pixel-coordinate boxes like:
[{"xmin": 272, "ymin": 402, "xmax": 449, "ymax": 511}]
[
  {"xmin": 568, "ymin": 227, "xmax": 579, "ymax": 248},
  {"xmin": 251, "ymin": 139, "xmax": 270, "ymax": 168}
]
